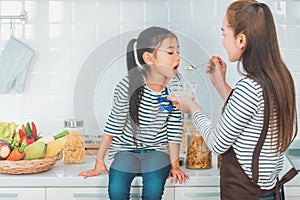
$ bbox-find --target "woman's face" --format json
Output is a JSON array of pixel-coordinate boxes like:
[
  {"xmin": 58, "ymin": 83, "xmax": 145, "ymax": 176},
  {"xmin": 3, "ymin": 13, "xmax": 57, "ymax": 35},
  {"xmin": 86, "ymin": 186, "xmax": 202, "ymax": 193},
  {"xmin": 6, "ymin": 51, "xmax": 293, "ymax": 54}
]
[
  {"xmin": 148, "ymin": 37, "xmax": 180, "ymax": 82},
  {"xmin": 221, "ymin": 16, "xmax": 244, "ymax": 62}
]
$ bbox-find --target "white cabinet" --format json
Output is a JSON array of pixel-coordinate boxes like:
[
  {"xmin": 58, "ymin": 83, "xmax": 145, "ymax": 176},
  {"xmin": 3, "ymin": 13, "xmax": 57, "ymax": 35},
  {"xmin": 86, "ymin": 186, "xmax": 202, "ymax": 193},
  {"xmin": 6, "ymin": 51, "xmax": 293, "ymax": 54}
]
[
  {"xmin": 47, "ymin": 187, "xmax": 174, "ymax": 200},
  {"xmin": 175, "ymin": 187, "xmax": 220, "ymax": 200},
  {"xmin": 174, "ymin": 186, "xmax": 300, "ymax": 200},
  {"xmin": 0, "ymin": 188, "xmax": 45, "ymax": 200},
  {"xmin": 47, "ymin": 188, "xmax": 108, "ymax": 200},
  {"xmin": 129, "ymin": 187, "xmax": 174, "ymax": 200},
  {"xmin": 285, "ymin": 187, "xmax": 300, "ymax": 200}
]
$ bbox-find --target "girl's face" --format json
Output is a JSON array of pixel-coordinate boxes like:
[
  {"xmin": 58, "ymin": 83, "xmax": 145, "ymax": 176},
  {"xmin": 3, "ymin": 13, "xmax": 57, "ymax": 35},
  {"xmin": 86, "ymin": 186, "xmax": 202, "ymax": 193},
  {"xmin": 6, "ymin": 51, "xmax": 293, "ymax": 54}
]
[
  {"xmin": 147, "ymin": 37, "xmax": 180, "ymax": 83},
  {"xmin": 221, "ymin": 16, "xmax": 244, "ymax": 62}
]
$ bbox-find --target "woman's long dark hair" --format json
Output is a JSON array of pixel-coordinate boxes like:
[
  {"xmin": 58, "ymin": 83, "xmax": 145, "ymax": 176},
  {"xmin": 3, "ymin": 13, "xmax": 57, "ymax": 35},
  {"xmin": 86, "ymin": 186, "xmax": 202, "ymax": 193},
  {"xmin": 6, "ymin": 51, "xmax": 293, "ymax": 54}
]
[
  {"xmin": 126, "ymin": 27, "xmax": 177, "ymax": 145},
  {"xmin": 227, "ymin": 0, "xmax": 297, "ymax": 153}
]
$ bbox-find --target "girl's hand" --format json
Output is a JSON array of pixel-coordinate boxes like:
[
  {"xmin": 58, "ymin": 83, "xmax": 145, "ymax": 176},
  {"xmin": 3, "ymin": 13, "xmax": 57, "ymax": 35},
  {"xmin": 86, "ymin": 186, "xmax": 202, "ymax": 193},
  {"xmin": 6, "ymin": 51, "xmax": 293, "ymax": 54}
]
[
  {"xmin": 169, "ymin": 167, "xmax": 189, "ymax": 184},
  {"xmin": 78, "ymin": 161, "xmax": 109, "ymax": 178},
  {"xmin": 167, "ymin": 95, "xmax": 202, "ymax": 113}
]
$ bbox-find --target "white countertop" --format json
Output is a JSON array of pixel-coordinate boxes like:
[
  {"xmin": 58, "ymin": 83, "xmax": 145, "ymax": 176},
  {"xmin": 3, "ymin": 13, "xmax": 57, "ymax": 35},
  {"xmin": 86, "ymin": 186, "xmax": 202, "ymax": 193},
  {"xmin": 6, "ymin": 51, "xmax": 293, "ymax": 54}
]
[
  {"xmin": 0, "ymin": 155, "xmax": 298, "ymax": 188},
  {"xmin": 0, "ymin": 155, "xmax": 219, "ymax": 187}
]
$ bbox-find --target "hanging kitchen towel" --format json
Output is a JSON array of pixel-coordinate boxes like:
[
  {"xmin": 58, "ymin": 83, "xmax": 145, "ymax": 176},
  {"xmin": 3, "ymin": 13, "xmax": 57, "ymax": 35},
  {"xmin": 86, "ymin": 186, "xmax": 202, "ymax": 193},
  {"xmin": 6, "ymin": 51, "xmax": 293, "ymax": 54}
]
[{"xmin": 0, "ymin": 37, "xmax": 34, "ymax": 93}]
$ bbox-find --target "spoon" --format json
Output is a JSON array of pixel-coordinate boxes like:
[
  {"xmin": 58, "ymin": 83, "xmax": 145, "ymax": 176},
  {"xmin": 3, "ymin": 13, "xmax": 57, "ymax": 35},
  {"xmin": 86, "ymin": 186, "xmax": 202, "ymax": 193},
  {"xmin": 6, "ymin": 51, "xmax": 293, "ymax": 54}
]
[{"xmin": 184, "ymin": 60, "xmax": 215, "ymax": 73}]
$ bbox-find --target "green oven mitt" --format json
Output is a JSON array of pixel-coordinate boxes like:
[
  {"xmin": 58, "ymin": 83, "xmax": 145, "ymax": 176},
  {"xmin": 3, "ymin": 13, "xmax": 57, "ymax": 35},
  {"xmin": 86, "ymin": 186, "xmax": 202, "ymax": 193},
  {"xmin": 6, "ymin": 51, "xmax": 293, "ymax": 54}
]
[{"xmin": 0, "ymin": 37, "xmax": 34, "ymax": 94}]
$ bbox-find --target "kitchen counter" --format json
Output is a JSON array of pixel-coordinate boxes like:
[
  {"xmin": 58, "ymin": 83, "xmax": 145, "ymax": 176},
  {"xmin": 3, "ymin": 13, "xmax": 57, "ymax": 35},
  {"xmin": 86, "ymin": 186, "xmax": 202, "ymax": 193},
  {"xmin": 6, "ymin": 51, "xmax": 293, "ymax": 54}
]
[
  {"xmin": 0, "ymin": 155, "xmax": 299, "ymax": 188},
  {"xmin": 0, "ymin": 155, "xmax": 220, "ymax": 187}
]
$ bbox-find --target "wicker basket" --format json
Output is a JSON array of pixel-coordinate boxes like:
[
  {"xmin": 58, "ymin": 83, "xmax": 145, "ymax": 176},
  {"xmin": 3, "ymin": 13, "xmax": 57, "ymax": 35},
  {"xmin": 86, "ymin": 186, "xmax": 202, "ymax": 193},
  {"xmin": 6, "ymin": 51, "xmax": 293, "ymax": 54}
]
[{"xmin": 0, "ymin": 151, "xmax": 63, "ymax": 175}]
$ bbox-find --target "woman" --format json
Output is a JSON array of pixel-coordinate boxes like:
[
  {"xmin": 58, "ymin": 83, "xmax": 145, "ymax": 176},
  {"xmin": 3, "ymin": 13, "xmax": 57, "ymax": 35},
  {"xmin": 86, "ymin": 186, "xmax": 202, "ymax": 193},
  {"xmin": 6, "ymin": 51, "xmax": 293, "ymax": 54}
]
[{"xmin": 168, "ymin": 1, "xmax": 298, "ymax": 199}]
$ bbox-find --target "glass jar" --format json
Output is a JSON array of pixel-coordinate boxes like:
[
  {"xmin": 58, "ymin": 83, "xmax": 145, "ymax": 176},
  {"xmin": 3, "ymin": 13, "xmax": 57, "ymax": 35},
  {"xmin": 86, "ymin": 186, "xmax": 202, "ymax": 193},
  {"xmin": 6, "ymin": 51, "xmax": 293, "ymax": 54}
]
[
  {"xmin": 182, "ymin": 113, "xmax": 193, "ymax": 154},
  {"xmin": 186, "ymin": 126, "xmax": 212, "ymax": 169},
  {"xmin": 63, "ymin": 119, "xmax": 85, "ymax": 164},
  {"xmin": 217, "ymin": 155, "xmax": 222, "ymax": 169}
]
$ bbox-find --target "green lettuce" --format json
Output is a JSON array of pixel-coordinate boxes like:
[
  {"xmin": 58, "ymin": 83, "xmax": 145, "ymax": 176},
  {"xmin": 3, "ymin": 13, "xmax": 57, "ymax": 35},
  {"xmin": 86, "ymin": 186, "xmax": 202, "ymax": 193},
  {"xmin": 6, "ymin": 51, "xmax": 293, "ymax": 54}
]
[{"xmin": 0, "ymin": 122, "xmax": 18, "ymax": 143}]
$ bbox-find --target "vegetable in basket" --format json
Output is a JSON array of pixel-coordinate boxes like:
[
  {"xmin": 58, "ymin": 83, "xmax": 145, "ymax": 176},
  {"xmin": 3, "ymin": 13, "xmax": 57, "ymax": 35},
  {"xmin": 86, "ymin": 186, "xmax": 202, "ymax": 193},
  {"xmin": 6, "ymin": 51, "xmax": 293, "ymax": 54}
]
[
  {"xmin": 23, "ymin": 142, "xmax": 46, "ymax": 160},
  {"xmin": 31, "ymin": 122, "xmax": 38, "ymax": 139},
  {"xmin": 0, "ymin": 139, "xmax": 11, "ymax": 160},
  {"xmin": 16, "ymin": 122, "xmax": 39, "ymax": 146},
  {"xmin": 37, "ymin": 130, "xmax": 69, "ymax": 144},
  {"xmin": 44, "ymin": 137, "xmax": 66, "ymax": 158},
  {"xmin": 6, "ymin": 140, "xmax": 26, "ymax": 161},
  {"xmin": 0, "ymin": 122, "xmax": 18, "ymax": 143},
  {"xmin": 20, "ymin": 133, "xmax": 35, "ymax": 146}
]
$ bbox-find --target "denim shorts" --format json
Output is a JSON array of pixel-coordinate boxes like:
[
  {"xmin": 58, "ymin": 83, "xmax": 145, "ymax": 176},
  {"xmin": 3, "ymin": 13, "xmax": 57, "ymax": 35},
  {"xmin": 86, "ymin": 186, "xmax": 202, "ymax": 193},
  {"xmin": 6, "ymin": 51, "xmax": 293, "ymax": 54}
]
[{"xmin": 108, "ymin": 150, "xmax": 171, "ymax": 200}]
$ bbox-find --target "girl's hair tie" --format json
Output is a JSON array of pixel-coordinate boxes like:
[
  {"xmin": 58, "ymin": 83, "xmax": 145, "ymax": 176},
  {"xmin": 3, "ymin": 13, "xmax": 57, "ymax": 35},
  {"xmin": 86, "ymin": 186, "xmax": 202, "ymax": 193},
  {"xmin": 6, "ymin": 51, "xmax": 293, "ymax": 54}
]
[{"xmin": 133, "ymin": 41, "xmax": 143, "ymax": 71}]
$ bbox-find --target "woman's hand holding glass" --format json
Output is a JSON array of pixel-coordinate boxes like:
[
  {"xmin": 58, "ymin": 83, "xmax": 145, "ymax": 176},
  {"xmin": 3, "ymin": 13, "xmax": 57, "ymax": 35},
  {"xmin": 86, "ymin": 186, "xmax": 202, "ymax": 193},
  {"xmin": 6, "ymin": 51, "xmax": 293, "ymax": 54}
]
[
  {"xmin": 168, "ymin": 81, "xmax": 201, "ymax": 114},
  {"xmin": 167, "ymin": 95, "xmax": 202, "ymax": 114},
  {"xmin": 168, "ymin": 82, "xmax": 196, "ymax": 98}
]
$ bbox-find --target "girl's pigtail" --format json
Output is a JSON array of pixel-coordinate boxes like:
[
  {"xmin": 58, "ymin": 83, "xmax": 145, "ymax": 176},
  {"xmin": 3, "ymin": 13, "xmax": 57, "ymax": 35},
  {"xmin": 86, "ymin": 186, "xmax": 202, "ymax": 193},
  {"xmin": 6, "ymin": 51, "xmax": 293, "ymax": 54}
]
[{"xmin": 126, "ymin": 39, "xmax": 145, "ymax": 146}]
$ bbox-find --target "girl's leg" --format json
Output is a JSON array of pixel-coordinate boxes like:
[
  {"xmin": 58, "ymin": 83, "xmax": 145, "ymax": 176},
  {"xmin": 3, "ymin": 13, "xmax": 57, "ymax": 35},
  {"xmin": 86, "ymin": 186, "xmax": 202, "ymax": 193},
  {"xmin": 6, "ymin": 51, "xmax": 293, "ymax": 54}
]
[
  {"xmin": 108, "ymin": 151, "xmax": 139, "ymax": 200},
  {"xmin": 141, "ymin": 151, "xmax": 171, "ymax": 200}
]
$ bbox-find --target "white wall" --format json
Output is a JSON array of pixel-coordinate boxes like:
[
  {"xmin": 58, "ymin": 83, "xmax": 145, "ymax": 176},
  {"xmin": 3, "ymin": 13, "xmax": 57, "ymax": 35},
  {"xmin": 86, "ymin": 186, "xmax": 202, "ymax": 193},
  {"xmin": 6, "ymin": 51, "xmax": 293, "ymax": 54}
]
[{"xmin": 0, "ymin": 0, "xmax": 299, "ymax": 142}]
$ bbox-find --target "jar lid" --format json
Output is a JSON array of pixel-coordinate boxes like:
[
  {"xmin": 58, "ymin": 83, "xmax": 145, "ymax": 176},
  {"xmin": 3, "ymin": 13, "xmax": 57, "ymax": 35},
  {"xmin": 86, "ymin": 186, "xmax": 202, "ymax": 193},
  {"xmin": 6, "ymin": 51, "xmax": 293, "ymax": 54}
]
[{"xmin": 64, "ymin": 119, "xmax": 84, "ymax": 127}]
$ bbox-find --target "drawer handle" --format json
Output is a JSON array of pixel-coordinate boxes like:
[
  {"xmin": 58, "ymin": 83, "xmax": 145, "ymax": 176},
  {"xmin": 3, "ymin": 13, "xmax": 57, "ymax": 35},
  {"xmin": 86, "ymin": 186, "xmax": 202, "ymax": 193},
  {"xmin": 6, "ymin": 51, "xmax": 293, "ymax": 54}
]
[
  {"xmin": 286, "ymin": 195, "xmax": 300, "ymax": 197},
  {"xmin": 73, "ymin": 193, "xmax": 108, "ymax": 197},
  {"xmin": 130, "ymin": 193, "xmax": 142, "ymax": 198},
  {"xmin": 0, "ymin": 193, "xmax": 18, "ymax": 198},
  {"xmin": 73, "ymin": 193, "xmax": 142, "ymax": 198},
  {"xmin": 184, "ymin": 192, "xmax": 219, "ymax": 197}
]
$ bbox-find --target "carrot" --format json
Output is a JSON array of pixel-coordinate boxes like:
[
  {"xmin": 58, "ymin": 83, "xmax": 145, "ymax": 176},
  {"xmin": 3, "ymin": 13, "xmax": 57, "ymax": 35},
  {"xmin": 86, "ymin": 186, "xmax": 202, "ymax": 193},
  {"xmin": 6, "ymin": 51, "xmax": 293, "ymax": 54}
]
[
  {"xmin": 22, "ymin": 124, "xmax": 26, "ymax": 135},
  {"xmin": 6, "ymin": 141, "xmax": 26, "ymax": 161}
]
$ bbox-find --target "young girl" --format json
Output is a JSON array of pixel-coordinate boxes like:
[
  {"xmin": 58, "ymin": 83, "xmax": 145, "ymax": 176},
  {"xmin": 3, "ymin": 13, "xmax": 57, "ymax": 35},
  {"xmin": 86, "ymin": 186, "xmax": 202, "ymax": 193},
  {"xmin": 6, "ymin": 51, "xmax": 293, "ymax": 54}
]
[
  {"xmin": 169, "ymin": 1, "xmax": 297, "ymax": 200},
  {"xmin": 79, "ymin": 26, "xmax": 188, "ymax": 200}
]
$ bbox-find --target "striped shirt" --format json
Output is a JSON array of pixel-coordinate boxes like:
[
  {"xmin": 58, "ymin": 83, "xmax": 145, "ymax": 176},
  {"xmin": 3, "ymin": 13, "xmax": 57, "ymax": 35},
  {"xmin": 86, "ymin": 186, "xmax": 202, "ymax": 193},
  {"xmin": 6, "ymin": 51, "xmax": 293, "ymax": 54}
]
[
  {"xmin": 104, "ymin": 76, "xmax": 183, "ymax": 159},
  {"xmin": 193, "ymin": 77, "xmax": 283, "ymax": 190}
]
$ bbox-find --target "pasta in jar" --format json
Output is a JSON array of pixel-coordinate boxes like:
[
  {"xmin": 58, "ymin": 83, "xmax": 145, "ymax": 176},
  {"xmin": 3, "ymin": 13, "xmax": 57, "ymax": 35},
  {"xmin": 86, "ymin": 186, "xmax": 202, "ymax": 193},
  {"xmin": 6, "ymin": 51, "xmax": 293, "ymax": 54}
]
[
  {"xmin": 64, "ymin": 131, "xmax": 85, "ymax": 164},
  {"xmin": 186, "ymin": 128, "xmax": 212, "ymax": 169}
]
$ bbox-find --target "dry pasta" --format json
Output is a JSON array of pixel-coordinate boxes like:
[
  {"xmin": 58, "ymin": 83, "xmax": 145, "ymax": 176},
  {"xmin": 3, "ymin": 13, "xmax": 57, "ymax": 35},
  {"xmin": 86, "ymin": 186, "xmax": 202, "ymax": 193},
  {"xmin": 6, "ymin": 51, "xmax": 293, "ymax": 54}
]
[
  {"xmin": 186, "ymin": 135, "xmax": 212, "ymax": 169},
  {"xmin": 64, "ymin": 131, "xmax": 85, "ymax": 164}
]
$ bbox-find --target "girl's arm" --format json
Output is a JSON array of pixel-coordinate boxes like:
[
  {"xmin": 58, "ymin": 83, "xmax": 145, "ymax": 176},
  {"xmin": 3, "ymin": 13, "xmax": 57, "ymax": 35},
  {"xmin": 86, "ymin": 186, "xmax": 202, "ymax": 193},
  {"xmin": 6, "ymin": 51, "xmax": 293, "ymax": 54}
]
[
  {"xmin": 95, "ymin": 133, "xmax": 113, "ymax": 167},
  {"xmin": 168, "ymin": 142, "xmax": 189, "ymax": 184},
  {"xmin": 78, "ymin": 133, "xmax": 113, "ymax": 178}
]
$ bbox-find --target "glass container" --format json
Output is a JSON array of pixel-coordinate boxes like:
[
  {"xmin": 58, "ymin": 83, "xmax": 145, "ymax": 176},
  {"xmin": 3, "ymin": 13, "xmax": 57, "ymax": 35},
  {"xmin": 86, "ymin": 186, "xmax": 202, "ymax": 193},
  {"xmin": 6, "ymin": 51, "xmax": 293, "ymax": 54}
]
[
  {"xmin": 63, "ymin": 119, "xmax": 85, "ymax": 164},
  {"xmin": 186, "ymin": 126, "xmax": 212, "ymax": 169},
  {"xmin": 181, "ymin": 113, "xmax": 193, "ymax": 155},
  {"xmin": 218, "ymin": 155, "xmax": 222, "ymax": 169}
]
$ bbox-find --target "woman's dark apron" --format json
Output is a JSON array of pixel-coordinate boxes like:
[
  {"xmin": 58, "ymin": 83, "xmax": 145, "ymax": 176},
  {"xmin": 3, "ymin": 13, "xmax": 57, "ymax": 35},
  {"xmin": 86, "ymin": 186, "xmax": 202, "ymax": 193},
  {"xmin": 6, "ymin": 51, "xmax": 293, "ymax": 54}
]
[{"xmin": 220, "ymin": 90, "xmax": 298, "ymax": 200}]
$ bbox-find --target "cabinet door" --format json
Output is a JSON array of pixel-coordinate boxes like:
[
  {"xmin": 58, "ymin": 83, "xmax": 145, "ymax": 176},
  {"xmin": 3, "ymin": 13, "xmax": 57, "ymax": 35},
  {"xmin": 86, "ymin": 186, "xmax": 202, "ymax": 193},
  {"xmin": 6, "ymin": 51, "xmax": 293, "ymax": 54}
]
[
  {"xmin": 285, "ymin": 187, "xmax": 300, "ymax": 200},
  {"xmin": 47, "ymin": 188, "xmax": 109, "ymax": 200},
  {"xmin": 130, "ymin": 187, "xmax": 174, "ymax": 200},
  {"xmin": 0, "ymin": 188, "xmax": 45, "ymax": 200},
  {"xmin": 47, "ymin": 187, "xmax": 174, "ymax": 200},
  {"xmin": 175, "ymin": 187, "xmax": 220, "ymax": 200}
]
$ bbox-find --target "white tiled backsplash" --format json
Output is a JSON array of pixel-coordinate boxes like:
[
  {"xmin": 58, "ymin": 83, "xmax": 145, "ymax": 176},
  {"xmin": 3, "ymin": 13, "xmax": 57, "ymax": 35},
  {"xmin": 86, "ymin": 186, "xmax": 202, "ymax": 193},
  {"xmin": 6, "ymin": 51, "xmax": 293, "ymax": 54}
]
[{"xmin": 0, "ymin": 0, "xmax": 299, "ymax": 141}]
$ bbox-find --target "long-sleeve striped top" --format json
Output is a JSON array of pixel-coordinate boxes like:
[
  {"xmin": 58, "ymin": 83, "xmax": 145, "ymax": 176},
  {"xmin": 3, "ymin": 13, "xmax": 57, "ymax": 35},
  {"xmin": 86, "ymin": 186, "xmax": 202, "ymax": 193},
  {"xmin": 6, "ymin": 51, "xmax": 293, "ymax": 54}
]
[
  {"xmin": 193, "ymin": 77, "xmax": 283, "ymax": 190},
  {"xmin": 104, "ymin": 76, "xmax": 183, "ymax": 159}
]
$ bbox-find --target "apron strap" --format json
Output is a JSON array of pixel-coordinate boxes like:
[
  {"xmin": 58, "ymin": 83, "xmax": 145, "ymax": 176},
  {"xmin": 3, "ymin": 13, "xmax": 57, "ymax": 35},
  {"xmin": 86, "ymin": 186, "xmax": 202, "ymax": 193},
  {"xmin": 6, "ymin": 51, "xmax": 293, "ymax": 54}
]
[
  {"xmin": 276, "ymin": 167, "xmax": 298, "ymax": 200},
  {"xmin": 260, "ymin": 162, "xmax": 298, "ymax": 199}
]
